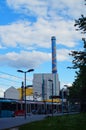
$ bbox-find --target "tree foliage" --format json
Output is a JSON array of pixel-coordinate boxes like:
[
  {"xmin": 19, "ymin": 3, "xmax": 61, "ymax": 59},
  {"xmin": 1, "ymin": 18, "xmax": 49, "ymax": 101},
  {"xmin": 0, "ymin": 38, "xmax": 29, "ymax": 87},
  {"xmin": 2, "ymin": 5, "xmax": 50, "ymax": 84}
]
[
  {"xmin": 68, "ymin": 0, "xmax": 86, "ymax": 111},
  {"xmin": 69, "ymin": 41, "xmax": 86, "ymax": 102},
  {"xmin": 69, "ymin": 49, "xmax": 86, "ymax": 69},
  {"xmin": 74, "ymin": 15, "xmax": 86, "ymax": 33}
]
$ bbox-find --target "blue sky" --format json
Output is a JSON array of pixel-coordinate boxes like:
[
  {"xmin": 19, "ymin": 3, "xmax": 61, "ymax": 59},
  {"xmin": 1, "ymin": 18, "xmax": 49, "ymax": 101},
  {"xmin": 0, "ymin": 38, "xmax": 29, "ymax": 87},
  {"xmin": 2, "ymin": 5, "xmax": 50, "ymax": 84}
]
[{"xmin": 0, "ymin": 0, "xmax": 85, "ymax": 97}]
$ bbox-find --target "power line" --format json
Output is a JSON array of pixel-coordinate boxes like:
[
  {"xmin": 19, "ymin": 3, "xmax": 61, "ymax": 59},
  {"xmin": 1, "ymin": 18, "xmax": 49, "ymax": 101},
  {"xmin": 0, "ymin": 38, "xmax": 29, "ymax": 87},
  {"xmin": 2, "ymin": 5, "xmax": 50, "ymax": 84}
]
[
  {"xmin": 0, "ymin": 76, "xmax": 20, "ymax": 83},
  {"xmin": 0, "ymin": 82, "xmax": 19, "ymax": 88},
  {"xmin": 0, "ymin": 70, "xmax": 32, "ymax": 82},
  {"xmin": 0, "ymin": 71, "xmax": 22, "ymax": 80},
  {"xmin": 0, "ymin": 70, "xmax": 33, "ymax": 88},
  {"xmin": 0, "ymin": 71, "xmax": 22, "ymax": 87}
]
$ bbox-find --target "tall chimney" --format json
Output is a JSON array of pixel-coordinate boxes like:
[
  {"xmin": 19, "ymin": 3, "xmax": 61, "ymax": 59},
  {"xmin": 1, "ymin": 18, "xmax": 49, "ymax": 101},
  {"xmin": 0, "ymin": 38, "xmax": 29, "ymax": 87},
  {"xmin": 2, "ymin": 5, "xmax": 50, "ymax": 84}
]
[{"xmin": 51, "ymin": 36, "xmax": 57, "ymax": 73}]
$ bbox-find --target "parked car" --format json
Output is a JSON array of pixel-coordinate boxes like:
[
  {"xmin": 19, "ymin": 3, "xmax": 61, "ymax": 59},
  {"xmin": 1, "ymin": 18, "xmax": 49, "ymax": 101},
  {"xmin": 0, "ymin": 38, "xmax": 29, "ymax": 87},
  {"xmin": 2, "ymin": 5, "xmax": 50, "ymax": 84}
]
[{"xmin": 14, "ymin": 110, "xmax": 25, "ymax": 116}]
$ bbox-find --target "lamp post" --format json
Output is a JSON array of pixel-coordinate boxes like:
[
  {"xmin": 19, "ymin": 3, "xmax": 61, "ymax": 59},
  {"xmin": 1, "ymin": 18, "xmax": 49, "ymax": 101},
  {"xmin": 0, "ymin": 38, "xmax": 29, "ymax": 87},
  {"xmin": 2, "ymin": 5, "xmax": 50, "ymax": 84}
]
[
  {"xmin": 61, "ymin": 88, "xmax": 65, "ymax": 114},
  {"xmin": 21, "ymin": 81, "xmax": 24, "ymax": 100},
  {"xmin": 48, "ymin": 79, "xmax": 53, "ymax": 117},
  {"xmin": 17, "ymin": 69, "xmax": 34, "ymax": 119},
  {"xmin": 64, "ymin": 85, "xmax": 71, "ymax": 113}
]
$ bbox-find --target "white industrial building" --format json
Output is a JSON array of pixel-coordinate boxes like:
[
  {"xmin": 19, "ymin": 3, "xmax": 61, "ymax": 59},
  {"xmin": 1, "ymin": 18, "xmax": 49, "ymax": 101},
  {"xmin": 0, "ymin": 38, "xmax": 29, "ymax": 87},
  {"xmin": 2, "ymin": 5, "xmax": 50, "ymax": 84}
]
[
  {"xmin": 33, "ymin": 73, "xmax": 60, "ymax": 101},
  {"xmin": 4, "ymin": 86, "xmax": 20, "ymax": 99}
]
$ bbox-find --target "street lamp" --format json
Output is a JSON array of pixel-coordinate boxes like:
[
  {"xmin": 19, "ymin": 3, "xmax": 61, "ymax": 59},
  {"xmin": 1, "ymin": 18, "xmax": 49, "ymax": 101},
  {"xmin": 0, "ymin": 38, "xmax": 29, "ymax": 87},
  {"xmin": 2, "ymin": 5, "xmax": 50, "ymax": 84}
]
[
  {"xmin": 61, "ymin": 88, "xmax": 65, "ymax": 114},
  {"xmin": 48, "ymin": 79, "xmax": 53, "ymax": 117},
  {"xmin": 21, "ymin": 81, "xmax": 24, "ymax": 100},
  {"xmin": 17, "ymin": 69, "xmax": 34, "ymax": 119}
]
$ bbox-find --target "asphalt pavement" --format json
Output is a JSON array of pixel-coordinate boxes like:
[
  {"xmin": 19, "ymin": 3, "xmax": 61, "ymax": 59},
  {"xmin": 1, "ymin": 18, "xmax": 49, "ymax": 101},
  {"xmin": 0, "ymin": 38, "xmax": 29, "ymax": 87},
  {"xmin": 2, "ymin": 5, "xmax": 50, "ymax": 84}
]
[{"xmin": 0, "ymin": 114, "xmax": 46, "ymax": 130}]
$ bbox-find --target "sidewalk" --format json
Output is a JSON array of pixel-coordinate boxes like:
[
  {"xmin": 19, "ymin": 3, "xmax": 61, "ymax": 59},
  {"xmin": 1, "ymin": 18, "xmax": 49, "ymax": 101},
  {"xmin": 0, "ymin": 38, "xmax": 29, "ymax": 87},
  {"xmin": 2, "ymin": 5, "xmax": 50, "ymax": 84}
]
[{"xmin": 0, "ymin": 114, "xmax": 46, "ymax": 130}]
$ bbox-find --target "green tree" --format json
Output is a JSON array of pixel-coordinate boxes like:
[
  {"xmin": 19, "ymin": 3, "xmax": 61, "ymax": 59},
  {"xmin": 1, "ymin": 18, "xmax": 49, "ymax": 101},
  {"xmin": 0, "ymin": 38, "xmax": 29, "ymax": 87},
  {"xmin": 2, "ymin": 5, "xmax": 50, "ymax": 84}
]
[
  {"xmin": 69, "ymin": 41, "xmax": 86, "ymax": 112},
  {"xmin": 68, "ymin": 0, "xmax": 86, "ymax": 111},
  {"xmin": 69, "ymin": 40, "xmax": 86, "ymax": 98}
]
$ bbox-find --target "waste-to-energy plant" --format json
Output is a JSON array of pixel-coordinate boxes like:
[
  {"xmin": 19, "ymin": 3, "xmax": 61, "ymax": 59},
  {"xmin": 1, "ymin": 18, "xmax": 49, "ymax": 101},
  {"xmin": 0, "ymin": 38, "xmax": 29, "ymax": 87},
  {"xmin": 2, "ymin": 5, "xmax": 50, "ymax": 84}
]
[{"xmin": 33, "ymin": 36, "xmax": 60, "ymax": 101}]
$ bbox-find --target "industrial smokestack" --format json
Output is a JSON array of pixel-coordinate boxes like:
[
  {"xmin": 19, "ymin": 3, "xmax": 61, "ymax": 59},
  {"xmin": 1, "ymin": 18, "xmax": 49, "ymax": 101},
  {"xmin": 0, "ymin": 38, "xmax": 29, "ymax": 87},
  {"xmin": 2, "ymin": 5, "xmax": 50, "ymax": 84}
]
[{"xmin": 51, "ymin": 36, "xmax": 57, "ymax": 73}]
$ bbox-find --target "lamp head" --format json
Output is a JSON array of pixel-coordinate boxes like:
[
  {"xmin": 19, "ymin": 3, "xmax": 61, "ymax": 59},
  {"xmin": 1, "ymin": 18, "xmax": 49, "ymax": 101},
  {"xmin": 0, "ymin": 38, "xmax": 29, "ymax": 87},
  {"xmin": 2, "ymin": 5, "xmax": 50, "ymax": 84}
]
[
  {"xmin": 17, "ymin": 70, "xmax": 24, "ymax": 73},
  {"xmin": 27, "ymin": 69, "xmax": 34, "ymax": 72}
]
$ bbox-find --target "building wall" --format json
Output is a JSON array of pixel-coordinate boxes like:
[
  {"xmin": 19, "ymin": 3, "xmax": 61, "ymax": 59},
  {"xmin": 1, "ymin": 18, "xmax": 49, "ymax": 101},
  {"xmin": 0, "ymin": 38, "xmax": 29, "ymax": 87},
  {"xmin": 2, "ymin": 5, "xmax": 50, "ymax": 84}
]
[
  {"xmin": 4, "ymin": 87, "xmax": 19, "ymax": 99},
  {"xmin": 33, "ymin": 73, "xmax": 60, "ymax": 101}
]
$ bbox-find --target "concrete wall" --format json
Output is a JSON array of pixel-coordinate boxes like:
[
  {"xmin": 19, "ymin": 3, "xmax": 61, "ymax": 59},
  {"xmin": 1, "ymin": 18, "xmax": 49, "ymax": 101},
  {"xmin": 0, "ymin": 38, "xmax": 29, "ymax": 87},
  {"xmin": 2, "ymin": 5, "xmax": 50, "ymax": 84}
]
[
  {"xmin": 33, "ymin": 73, "xmax": 60, "ymax": 101},
  {"xmin": 4, "ymin": 87, "xmax": 19, "ymax": 99}
]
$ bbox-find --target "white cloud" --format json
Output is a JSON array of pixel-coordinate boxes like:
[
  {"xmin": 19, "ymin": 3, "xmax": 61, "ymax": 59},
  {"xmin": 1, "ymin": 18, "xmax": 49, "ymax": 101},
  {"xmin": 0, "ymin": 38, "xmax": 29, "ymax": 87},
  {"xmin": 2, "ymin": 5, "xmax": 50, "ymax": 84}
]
[
  {"xmin": 0, "ymin": 50, "xmax": 51, "ymax": 68},
  {"xmin": 0, "ymin": 88, "xmax": 5, "ymax": 97},
  {"xmin": 0, "ymin": 18, "xmax": 82, "ymax": 49},
  {"xmin": 6, "ymin": 0, "xmax": 48, "ymax": 17},
  {"xmin": 6, "ymin": 0, "xmax": 85, "ymax": 19},
  {"xmin": 57, "ymin": 49, "xmax": 70, "ymax": 61},
  {"xmin": 0, "ymin": 48, "xmax": 71, "ymax": 68},
  {"xmin": 0, "ymin": 0, "xmax": 84, "ymax": 50}
]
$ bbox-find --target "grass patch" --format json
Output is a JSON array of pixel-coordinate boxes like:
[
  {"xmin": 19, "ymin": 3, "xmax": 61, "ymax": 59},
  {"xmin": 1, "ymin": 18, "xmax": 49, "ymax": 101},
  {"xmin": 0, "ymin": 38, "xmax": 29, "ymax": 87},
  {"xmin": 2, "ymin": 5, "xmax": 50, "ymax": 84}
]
[{"xmin": 19, "ymin": 113, "xmax": 86, "ymax": 130}]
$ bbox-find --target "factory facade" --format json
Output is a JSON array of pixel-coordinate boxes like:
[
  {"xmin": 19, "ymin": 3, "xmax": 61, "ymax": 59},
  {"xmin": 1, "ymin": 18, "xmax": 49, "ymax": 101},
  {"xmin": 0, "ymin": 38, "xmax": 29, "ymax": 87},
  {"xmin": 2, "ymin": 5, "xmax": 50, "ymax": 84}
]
[{"xmin": 33, "ymin": 73, "xmax": 60, "ymax": 101}]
